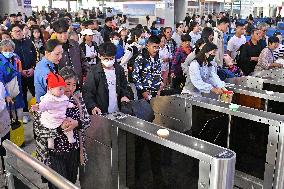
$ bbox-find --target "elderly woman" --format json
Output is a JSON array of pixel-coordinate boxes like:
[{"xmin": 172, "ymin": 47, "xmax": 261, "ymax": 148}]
[
  {"xmin": 33, "ymin": 39, "xmax": 90, "ymax": 188},
  {"xmin": 254, "ymin": 36, "xmax": 283, "ymax": 73},
  {"xmin": 0, "ymin": 39, "xmax": 24, "ymax": 122}
]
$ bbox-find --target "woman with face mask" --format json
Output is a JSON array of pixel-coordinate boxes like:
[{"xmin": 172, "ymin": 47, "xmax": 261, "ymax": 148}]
[
  {"xmin": 82, "ymin": 42, "xmax": 130, "ymax": 115},
  {"xmin": 109, "ymin": 31, "xmax": 125, "ymax": 63},
  {"xmin": 0, "ymin": 39, "xmax": 25, "ymax": 122},
  {"xmin": 121, "ymin": 29, "xmax": 146, "ymax": 82},
  {"xmin": 187, "ymin": 42, "xmax": 225, "ymax": 96}
]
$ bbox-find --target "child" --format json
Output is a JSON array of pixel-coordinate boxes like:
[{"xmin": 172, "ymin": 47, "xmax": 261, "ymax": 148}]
[
  {"xmin": 32, "ymin": 72, "xmax": 76, "ymax": 149},
  {"xmin": 217, "ymin": 55, "xmax": 242, "ymax": 81},
  {"xmin": 159, "ymin": 35, "xmax": 172, "ymax": 86}
]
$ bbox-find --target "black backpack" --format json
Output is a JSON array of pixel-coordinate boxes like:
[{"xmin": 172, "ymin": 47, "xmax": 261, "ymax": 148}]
[{"xmin": 121, "ymin": 99, "xmax": 155, "ymax": 122}]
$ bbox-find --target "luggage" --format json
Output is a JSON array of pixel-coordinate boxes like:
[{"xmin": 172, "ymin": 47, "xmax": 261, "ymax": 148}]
[
  {"xmin": 160, "ymin": 86, "xmax": 179, "ymax": 96},
  {"xmin": 121, "ymin": 99, "xmax": 155, "ymax": 122},
  {"xmin": 8, "ymin": 104, "xmax": 24, "ymax": 147}
]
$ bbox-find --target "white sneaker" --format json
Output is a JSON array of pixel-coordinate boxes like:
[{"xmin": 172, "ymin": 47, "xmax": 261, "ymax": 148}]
[{"xmin": 23, "ymin": 115, "xmax": 30, "ymax": 124}]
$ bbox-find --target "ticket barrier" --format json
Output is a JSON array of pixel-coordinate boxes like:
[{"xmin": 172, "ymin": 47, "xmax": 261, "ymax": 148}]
[
  {"xmin": 226, "ymin": 76, "xmax": 284, "ymax": 114},
  {"xmin": 252, "ymin": 69, "xmax": 284, "ymax": 79},
  {"xmin": 79, "ymin": 113, "xmax": 236, "ymax": 189},
  {"xmin": 151, "ymin": 95, "xmax": 284, "ymax": 189}
]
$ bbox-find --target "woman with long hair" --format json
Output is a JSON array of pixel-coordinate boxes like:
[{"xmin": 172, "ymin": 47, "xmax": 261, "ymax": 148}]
[
  {"xmin": 185, "ymin": 42, "xmax": 225, "ymax": 96},
  {"xmin": 31, "ymin": 25, "xmax": 45, "ymax": 60}
]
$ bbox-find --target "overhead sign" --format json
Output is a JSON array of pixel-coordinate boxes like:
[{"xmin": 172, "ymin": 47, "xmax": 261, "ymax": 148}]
[
  {"xmin": 123, "ymin": 4, "xmax": 155, "ymax": 16},
  {"xmin": 23, "ymin": 0, "xmax": 31, "ymax": 8}
]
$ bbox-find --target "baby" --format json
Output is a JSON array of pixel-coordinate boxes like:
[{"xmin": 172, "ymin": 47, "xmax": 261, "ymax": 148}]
[{"xmin": 32, "ymin": 72, "xmax": 75, "ymax": 149}]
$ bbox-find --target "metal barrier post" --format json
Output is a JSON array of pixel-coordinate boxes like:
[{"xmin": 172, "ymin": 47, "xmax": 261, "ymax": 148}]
[{"xmin": 3, "ymin": 140, "xmax": 79, "ymax": 189}]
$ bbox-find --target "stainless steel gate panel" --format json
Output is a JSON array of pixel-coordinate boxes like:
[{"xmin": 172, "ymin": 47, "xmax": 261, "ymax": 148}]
[
  {"xmin": 151, "ymin": 95, "xmax": 284, "ymax": 189},
  {"xmin": 226, "ymin": 76, "xmax": 284, "ymax": 91},
  {"xmin": 225, "ymin": 85, "xmax": 284, "ymax": 103},
  {"xmin": 253, "ymin": 69, "xmax": 284, "ymax": 79},
  {"xmin": 81, "ymin": 112, "xmax": 236, "ymax": 189}
]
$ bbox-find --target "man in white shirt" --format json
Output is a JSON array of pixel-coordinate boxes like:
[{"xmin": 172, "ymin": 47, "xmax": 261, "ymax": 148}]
[
  {"xmin": 83, "ymin": 42, "xmax": 130, "ymax": 115},
  {"xmin": 213, "ymin": 17, "xmax": 230, "ymax": 66},
  {"xmin": 227, "ymin": 22, "xmax": 246, "ymax": 60}
]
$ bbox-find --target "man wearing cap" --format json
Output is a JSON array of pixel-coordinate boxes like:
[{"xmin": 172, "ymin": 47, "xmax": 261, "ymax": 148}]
[
  {"xmin": 52, "ymin": 18, "xmax": 88, "ymax": 84},
  {"xmin": 80, "ymin": 29, "xmax": 98, "ymax": 67}
]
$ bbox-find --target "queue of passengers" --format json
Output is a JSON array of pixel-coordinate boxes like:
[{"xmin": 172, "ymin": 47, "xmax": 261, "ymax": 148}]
[{"xmin": 0, "ymin": 9, "xmax": 284, "ymax": 188}]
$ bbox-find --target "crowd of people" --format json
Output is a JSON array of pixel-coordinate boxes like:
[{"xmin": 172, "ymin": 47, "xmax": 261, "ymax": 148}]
[{"xmin": 0, "ymin": 8, "xmax": 284, "ymax": 188}]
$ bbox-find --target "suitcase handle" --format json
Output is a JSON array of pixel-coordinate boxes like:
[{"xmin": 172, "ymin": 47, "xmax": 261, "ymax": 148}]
[{"xmin": 7, "ymin": 102, "xmax": 19, "ymax": 122}]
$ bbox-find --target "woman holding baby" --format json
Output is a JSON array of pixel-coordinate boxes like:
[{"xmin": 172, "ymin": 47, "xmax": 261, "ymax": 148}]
[{"xmin": 33, "ymin": 39, "xmax": 90, "ymax": 189}]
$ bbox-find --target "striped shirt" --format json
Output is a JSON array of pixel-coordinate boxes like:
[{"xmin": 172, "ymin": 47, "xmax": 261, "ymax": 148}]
[{"xmin": 274, "ymin": 44, "xmax": 284, "ymax": 60}]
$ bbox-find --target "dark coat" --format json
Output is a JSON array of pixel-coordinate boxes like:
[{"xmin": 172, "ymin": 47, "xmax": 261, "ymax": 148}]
[
  {"xmin": 100, "ymin": 25, "xmax": 113, "ymax": 42},
  {"xmin": 13, "ymin": 38, "xmax": 37, "ymax": 70},
  {"xmin": 59, "ymin": 39, "xmax": 88, "ymax": 82},
  {"xmin": 82, "ymin": 62, "xmax": 129, "ymax": 114}
]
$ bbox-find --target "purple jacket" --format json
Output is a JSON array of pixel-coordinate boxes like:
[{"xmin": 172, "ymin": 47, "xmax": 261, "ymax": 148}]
[{"xmin": 171, "ymin": 47, "xmax": 191, "ymax": 75}]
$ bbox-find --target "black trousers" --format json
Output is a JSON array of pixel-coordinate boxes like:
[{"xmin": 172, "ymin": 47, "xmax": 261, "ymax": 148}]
[
  {"xmin": 21, "ymin": 76, "xmax": 35, "ymax": 112},
  {"xmin": 0, "ymin": 132, "xmax": 10, "ymax": 171},
  {"xmin": 48, "ymin": 149, "xmax": 79, "ymax": 189},
  {"xmin": 172, "ymin": 75, "xmax": 186, "ymax": 94}
]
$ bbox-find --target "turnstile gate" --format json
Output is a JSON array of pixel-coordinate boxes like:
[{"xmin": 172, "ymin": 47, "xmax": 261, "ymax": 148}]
[
  {"xmin": 226, "ymin": 76, "xmax": 284, "ymax": 114},
  {"xmin": 80, "ymin": 113, "xmax": 236, "ymax": 189},
  {"xmin": 151, "ymin": 95, "xmax": 284, "ymax": 189}
]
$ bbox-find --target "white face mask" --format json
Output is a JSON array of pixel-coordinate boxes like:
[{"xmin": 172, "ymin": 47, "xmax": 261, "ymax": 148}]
[
  {"xmin": 102, "ymin": 59, "xmax": 115, "ymax": 67},
  {"xmin": 112, "ymin": 39, "xmax": 119, "ymax": 46}
]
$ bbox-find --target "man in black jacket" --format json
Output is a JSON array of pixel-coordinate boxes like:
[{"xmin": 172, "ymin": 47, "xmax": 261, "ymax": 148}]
[
  {"xmin": 100, "ymin": 17, "xmax": 114, "ymax": 42},
  {"xmin": 11, "ymin": 24, "xmax": 37, "ymax": 123},
  {"xmin": 82, "ymin": 42, "xmax": 129, "ymax": 115},
  {"xmin": 238, "ymin": 28, "xmax": 262, "ymax": 75},
  {"xmin": 52, "ymin": 18, "xmax": 88, "ymax": 84}
]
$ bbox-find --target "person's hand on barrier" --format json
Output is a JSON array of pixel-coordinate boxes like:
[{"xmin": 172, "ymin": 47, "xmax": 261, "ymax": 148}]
[
  {"xmin": 211, "ymin": 87, "xmax": 223, "ymax": 95},
  {"xmin": 142, "ymin": 91, "xmax": 150, "ymax": 101},
  {"xmin": 62, "ymin": 117, "xmax": 78, "ymax": 132},
  {"xmin": 170, "ymin": 73, "xmax": 176, "ymax": 78},
  {"xmin": 121, "ymin": 96, "xmax": 130, "ymax": 103},
  {"xmin": 5, "ymin": 96, "xmax": 13, "ymax": 104},
  {"xmin": 92, "ymin": 107, "xmax": 102, "ymax": 115},
  {"xmin": 271, "ymin": 63, "xmax": 283, "ymax": 68}
]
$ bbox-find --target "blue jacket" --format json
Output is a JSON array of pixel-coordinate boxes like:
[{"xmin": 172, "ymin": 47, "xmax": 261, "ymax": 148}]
[
  {"xmin": 34, "ymin": 57, "xmax": 56, "ymax": 102},
  {"xmin": 0, "ymin": 54, "xmax": 24, "ymax": 109},
  {"xmin": 115, "ymin": 44, "xmax": 124, "ymax": 61}
]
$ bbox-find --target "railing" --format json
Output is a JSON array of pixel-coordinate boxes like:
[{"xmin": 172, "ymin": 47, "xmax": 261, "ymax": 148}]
[{"xmin": 3, "ymin": 140, "xmax": 79, "ymax": 189}]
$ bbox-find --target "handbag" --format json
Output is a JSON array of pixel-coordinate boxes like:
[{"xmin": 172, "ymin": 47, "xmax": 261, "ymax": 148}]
[
  {"xmin": 5, "ymin": 76, "xmax": 20, "ymax": 98},
  {"xmin": 121, "ymin": 99, "xmax": 155, "ymax": 122},
  {"xmin": 8, "ymin": 103, "xmax": 24, "ymax": 147}
]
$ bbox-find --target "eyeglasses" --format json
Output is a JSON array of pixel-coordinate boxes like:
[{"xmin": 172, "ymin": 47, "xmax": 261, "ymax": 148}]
[
  {"xmin": 101, "ymin": 57, "xmax": 115, "ymax": 61},
  {"xmin": 12, "ymin": 30, "xmax": 22, "ymax": 33}
]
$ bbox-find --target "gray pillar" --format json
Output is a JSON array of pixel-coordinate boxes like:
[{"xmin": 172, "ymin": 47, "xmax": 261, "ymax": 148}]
[
  {"xmin": 67, "ymin": 0, "xmax": 71, "ymax": 12},
  {"xmin": 174, "ymin": 0, "xmax": 186, "ymax": 24},
  {"xmin": 49, "ymin": 0, "xmax": 52, "ymax": 8}
]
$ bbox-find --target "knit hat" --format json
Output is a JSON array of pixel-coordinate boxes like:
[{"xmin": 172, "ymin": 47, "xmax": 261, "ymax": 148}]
[{"xmin": 46, "ymin": 72, "xmax": 66, "ymax": 89}]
